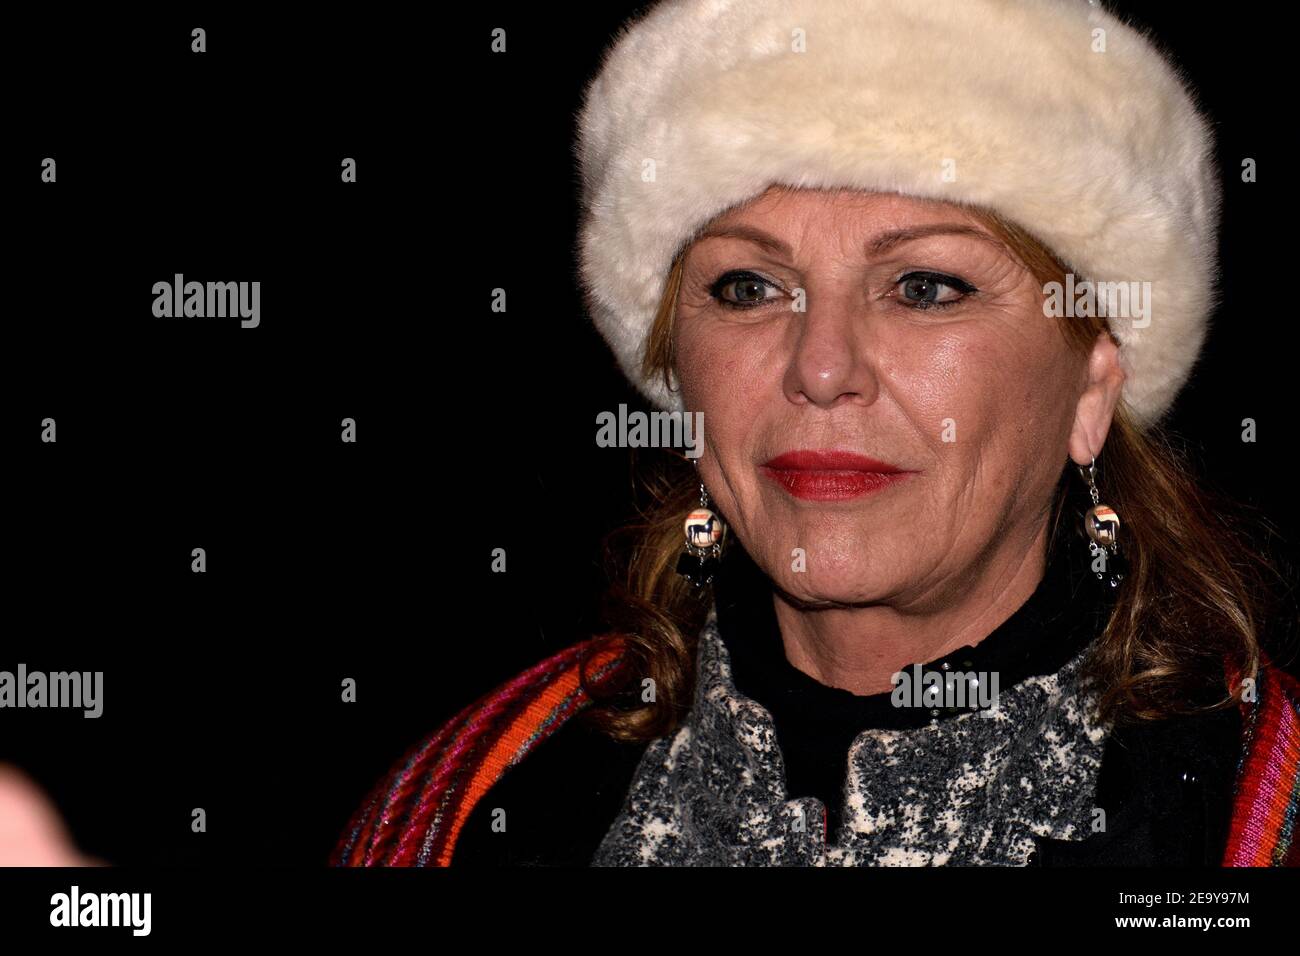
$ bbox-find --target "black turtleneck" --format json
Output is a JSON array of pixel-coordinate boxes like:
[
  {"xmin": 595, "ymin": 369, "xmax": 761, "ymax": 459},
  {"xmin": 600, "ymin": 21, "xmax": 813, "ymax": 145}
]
[{"xmin": 711, "ymin": 526, "xmax": 1118, "ymax": 838}]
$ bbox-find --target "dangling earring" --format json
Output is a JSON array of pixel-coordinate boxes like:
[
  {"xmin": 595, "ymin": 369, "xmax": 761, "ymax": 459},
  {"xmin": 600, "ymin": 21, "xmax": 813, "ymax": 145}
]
[
  {"xmin": 1078, "ymin": 455, "xmax": 1126, "ymax": 589},
  {"xmin": 676, "ymin": 468, "xmax": 727, "ymax": 588}
]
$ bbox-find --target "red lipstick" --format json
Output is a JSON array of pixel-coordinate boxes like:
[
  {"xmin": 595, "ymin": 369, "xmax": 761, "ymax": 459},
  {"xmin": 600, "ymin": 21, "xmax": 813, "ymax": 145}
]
[{"xmin": 759, "ymin": 450, "xmax": 915, "ymax": 501}]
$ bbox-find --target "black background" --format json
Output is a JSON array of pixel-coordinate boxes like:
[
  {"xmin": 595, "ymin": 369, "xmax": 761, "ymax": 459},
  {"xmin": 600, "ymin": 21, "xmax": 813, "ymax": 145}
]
[{"xmin": 3, "ymin": 0, "xmax": 1295, "ymax": 879}]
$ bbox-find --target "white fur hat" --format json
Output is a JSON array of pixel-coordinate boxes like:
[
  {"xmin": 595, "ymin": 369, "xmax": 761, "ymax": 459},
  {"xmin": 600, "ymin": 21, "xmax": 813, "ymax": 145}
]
[{"xmin": 575, "ymin": 0, "xmax": 1220, "ymax": 429}]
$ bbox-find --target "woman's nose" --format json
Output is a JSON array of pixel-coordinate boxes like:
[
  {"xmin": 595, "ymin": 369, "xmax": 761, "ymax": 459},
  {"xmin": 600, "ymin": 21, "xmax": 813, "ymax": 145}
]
[{"xmin": 782, "ymin": 296, "xmax": 879, "ymax": 408}]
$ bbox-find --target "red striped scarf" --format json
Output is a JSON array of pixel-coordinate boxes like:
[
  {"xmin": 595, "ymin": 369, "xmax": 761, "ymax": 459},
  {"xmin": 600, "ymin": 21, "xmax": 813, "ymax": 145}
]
[
  {"xmin": 1221, "ymin": 656, "xmax": 1300, "ymax": 866},
  {"xmin": 331, "ymin": 636, "xmax": 628, "ymax": 867}
]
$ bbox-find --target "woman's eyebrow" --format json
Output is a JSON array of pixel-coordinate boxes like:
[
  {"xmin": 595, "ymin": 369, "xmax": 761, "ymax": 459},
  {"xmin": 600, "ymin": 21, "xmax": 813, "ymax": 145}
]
[
  {"xmin": 867, "ymin": 223, "xmax": 1001, "ymax": 254},
  {"xmin": 693, "ymin": 221, "xmax": 1001, "ymax": 260},
  {"xmin": 694, "ymin": 224, "xmax": 792, "ymax": 258}
]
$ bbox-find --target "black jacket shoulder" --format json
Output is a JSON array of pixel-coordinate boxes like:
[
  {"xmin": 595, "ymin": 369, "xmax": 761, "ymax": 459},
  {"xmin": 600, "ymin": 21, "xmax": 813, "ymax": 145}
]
[{"xmin": 1029, "ymin": 701, "xmax": 1243, "ymax": 866}]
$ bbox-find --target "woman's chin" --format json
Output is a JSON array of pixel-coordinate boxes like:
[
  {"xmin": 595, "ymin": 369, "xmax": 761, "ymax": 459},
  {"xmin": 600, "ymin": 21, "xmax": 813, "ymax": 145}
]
[{"xmin": 768, "ymin": 569, "xmax": 896, "ymax": 608}]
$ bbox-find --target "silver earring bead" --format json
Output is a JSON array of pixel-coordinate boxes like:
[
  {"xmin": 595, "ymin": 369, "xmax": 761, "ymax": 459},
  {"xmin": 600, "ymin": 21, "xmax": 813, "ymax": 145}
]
[{"xmin": 1077, "ymin": 454, "xmax": 1126, "ymax": 588}]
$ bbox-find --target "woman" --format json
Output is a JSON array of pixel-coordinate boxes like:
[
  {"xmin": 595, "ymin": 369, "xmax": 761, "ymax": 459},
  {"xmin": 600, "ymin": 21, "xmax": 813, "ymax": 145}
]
[{"xmin": 333, "ymin": 0, "xmax": 1299, "ymax": 867}]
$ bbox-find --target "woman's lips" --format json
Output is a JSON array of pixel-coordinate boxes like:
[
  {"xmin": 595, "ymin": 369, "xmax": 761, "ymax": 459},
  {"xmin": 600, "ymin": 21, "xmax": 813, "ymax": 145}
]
[{"xmin": 759, "ymin": 450, "xmax": 916, "ymax": 501}]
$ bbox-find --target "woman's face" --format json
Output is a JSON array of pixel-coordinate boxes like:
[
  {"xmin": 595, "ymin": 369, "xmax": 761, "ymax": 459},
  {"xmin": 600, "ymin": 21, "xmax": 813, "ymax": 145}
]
[{"xmin": 675, "ymin": 186, "xmax": 1116, "ymax": 609}]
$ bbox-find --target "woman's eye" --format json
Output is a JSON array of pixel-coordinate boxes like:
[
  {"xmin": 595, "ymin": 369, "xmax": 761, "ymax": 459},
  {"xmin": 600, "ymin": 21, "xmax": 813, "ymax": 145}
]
[
  {"xmin": 894, "ymin": 271, "xmax": 977, "ymax": 310},
  {"xmin": 709, "ymin": 271, "xmax": 782, "ymax": 309}
]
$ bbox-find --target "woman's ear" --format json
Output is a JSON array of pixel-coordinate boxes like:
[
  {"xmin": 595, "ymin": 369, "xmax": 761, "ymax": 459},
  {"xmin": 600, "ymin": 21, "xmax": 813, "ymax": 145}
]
[{"xmin": 1068, "ymin": 330, "xmax": 1127, "ymax": 466}]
